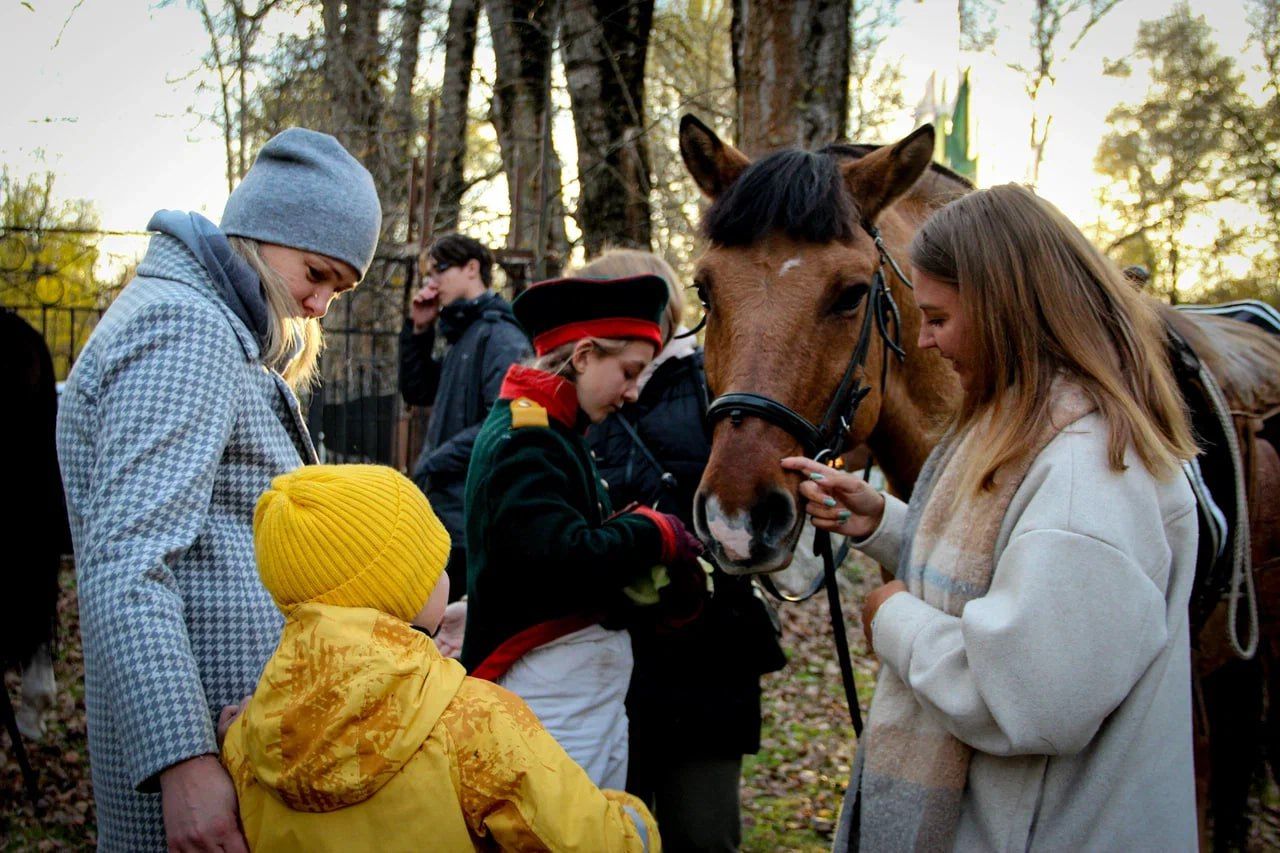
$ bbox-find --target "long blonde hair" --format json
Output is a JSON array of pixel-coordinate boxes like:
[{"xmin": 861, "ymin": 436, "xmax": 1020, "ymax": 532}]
[
  {"xmin": 908, "ymin": 184, "xmax": 1196, "ymax": 495},
  {"xmin": 576, "ymin": 248, "xmax": 686, "ymax": 344},
  {"xmin": 228, "ymin": 236, "xmax": 324, "ymax": 390}
]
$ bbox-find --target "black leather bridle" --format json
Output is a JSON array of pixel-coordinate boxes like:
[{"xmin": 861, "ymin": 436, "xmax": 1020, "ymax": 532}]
[{"xmin": 690, "ymin": 220, "xmax": 915, "ymax": 737}]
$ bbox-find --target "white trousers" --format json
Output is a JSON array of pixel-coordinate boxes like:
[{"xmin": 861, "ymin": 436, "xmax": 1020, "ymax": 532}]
[{"xmin": 499, "ymin": 624, "xmax": 633, "ymax": 789}]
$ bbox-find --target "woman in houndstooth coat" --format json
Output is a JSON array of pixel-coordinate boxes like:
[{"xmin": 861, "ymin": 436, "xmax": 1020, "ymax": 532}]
[{"xmin": 55, "ymin": 129, "xmax": 381, "ymax": 851}]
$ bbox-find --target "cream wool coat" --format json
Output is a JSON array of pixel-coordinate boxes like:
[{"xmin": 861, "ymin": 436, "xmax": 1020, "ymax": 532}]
[{"xmin": 848, "ymin": 412, "xmax": 1198, "ymax": 851}]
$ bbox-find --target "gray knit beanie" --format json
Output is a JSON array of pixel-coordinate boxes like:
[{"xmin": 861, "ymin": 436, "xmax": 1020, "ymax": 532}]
[{"xmin": 221, "ymin": 128, "xmax": 382, "ymax": 279}]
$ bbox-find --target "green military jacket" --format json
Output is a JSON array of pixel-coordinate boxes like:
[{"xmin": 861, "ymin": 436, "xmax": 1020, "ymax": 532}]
[{"xmin": 459, "ymin": 365, "xmax": 663, "ymax": 674}]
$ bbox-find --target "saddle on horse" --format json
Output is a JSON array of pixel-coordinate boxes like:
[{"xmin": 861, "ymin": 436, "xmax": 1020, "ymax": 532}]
[{"xmin": 1165, "ymin": 300, "xmax": 1280, "ymax": 662}]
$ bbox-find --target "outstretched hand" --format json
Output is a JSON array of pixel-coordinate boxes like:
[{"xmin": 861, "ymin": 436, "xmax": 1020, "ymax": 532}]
[
  {"xmin": 667, "ymin": 514, "xmax": 705, "ymax": 565},
  {"xmin": 632, "ymin": 506, "xmax": 704, "ymax": 565},
  {"xmin": 781, "ymin": 457, "xmax": 887, "ymax": 540}
]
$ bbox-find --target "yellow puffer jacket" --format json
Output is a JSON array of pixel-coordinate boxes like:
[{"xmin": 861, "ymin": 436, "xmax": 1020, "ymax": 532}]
[{"xmin": 222, "ymin": 603, "xmax": 658, "ymax": 851}]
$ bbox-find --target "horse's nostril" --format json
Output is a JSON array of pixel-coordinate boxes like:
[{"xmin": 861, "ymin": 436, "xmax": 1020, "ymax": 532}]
[{"xmin": 752, "ymin": 488, "xmax": 796, "ymax": 547}]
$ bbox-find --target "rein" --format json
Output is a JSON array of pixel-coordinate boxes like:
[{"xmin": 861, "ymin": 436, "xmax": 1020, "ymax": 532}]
[{"xmin": 699, "ymin": 221, "xmax": 914, "ymax": 737}]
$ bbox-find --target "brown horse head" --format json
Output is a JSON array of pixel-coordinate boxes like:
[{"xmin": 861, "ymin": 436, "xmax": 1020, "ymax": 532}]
[{"xmin": 679, "ymin": 114, "xmax": 965, "ymax": 573}]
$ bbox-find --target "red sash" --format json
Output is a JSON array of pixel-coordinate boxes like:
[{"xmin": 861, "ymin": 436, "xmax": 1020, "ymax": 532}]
[{"xmin": 470, "ymin": 614, "xmax": 600, "ymax": 682}]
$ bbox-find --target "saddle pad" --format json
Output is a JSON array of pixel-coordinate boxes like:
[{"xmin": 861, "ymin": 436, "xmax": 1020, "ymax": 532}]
[{"xmin": 1177, "ymin": 299, "xmax": 1280, "ymax": 338}]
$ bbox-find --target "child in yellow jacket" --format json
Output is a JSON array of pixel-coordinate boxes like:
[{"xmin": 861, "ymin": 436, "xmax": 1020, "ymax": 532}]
[{"xmin": 219, "ymin": 464, "xmax": 659, "ymax": 851}]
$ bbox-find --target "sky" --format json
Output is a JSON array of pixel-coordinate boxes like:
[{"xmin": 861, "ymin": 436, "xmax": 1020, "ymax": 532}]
[
  {"xmin": 2, "ymin": 1, "xmax": 235, "ymax": 266},
  {"xmin": 0, "ymin": 0, "xmax": 1269, "ymax": 273}
]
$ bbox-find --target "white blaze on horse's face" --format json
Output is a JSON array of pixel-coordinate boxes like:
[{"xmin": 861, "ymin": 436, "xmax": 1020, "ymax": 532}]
[
  {"xmin": 703, "ymin": 495, "xmax": 755, "ymax": 563},
  {"xmin": 700, "ymin": 492, "xmax": 797, "ymax": 573},
  {"xmin": 701, "ymin": 491, "xmax": 757, "ymax": 563},
  {"xmin": 779, "ymin": 257, "xmax": 803, "ymax": 276}
]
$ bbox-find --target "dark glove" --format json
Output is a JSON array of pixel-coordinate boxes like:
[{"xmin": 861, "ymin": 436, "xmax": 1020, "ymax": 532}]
[
  {"xmin": 656, "ymin": 557, "xmax": 711, "ymax": 630},
  {"xmin": 632, "ymin": 506, "xmax": 703, "ymax": 565},
  {"xmin": 668, "ymin": 516, "xmax": 704, "ymax": 565}
]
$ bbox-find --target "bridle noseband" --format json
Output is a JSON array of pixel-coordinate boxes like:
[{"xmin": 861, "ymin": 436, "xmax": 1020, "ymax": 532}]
[{"xmin": 702, "ymin": 221, "xmax": 914, "ymax": 463}]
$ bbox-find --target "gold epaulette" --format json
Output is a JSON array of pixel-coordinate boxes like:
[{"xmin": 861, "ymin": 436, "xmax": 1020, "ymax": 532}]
[{"xmin": 509, "ymin": 397, "xmax": 549, "ymax": 429}]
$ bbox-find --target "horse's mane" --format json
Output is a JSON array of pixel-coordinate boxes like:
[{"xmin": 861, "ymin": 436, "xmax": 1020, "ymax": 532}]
[{"xmin": 701, "ymin": 141, "xmax": 974, "ymax": 248}]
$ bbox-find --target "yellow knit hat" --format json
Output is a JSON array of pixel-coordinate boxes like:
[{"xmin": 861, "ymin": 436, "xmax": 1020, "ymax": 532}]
[{"xmin": 253, "ymin": 464, "xmax": 451, "ymax": 621}]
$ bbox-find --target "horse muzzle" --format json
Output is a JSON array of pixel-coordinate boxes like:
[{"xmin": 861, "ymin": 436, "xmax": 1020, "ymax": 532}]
[{"xmin": 694, "ymin": 487, "xmax": 800, "ymax": 574}]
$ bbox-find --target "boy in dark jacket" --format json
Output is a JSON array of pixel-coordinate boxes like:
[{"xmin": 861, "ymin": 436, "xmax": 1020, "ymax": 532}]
[{"xmin": 400, "ymin": 233, "xmax": 529, "ymax": 600}]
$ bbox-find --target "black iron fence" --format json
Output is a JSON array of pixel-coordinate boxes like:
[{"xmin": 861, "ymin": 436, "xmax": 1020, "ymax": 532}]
[
  {"xmin": 306, "ymin": 254, "xmax": 426, "ymax": 470},
  {"xmin": 17, "ymin": 252, "xmax": 426, "ymax": 471}
]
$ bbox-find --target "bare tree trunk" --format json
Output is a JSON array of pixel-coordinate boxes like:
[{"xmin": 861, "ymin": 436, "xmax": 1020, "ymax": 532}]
[
  {"xmin": 486, "ymin": 0, "xmax": 567, "ymax": 275},
  {"xmin": 322, "ymin": 0, "xmax": 390, "ymax": 201},
  {"xmin": 1016, "ymin": 0, "xmax": 1123, "ymax": 187},
  {"xmin": 235, "ymin": 12, "xmax": 250, "ymax": 181},
  {"xmin": 196, "ymin": 0, "xmax": 238, "ymax": 194},
  {"xmin": 435, "ymin": 0, "xmax": 481, "ymax": 233},
  {"xmin": 561, "ymin": 0, "xmax": 654, "ymax": 256},
  {"xmin": 730, "ymin": 0, "xmax": 850, "ymax": 156},
  {"xmin": 1024, "ymin": 0, "xmax": 1058, "ymax": 187},
  {"xmin": 389, "ymin": 0, "xmax": 428, "ymax": 224},
  {"xmin": 1029, "ymin": 109, "xmax": 1052, "ymax": 188},
  {"xmin": 392, "ymin": 0, "xmax": 427, "ymax": 140}
]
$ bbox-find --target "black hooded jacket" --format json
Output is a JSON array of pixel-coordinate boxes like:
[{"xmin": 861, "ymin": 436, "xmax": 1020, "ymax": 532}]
[{"xmin": 399, "ymin": 291, "xmax": 530, "ymax": 540}]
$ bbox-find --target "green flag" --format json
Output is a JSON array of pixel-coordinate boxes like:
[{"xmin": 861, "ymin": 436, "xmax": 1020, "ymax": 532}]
[{"xmin": 944, "ymin": 69, "xmax": 978, "ymax": 182}]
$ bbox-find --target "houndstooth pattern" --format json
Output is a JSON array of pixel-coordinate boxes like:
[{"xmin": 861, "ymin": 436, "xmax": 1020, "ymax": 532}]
[{"xmin": 57, "ymin": 235, "xmax": 316, "ymax": 850}]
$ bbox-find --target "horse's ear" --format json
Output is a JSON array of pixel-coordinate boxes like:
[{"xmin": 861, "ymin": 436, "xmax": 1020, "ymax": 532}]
[
  {"xmin": 679, "ymin": 114, "xmax": 751, "ymax": 200},
  {"xmin": 842, "ymin": 124, "xmax": 936, "ymax": 222}
]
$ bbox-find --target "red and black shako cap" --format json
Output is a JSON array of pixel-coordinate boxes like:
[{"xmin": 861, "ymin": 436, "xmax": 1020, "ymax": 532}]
[{"xmin": 512, "ymin": 274, "xmax": 669, "ymax": 356}]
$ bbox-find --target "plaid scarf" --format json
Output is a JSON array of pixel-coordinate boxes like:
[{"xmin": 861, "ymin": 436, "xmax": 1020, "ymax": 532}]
[{"xmin": 853, "ymin": 379, "xmax": 1095, "ymax": 851}]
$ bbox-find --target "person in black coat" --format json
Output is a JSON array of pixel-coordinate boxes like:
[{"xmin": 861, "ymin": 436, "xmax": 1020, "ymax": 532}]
[
  {"xmin": 581, "ymin": 250, "xmax": 787, "ymax": 852},
  {"xmin": 399, "ymin": 233, "xmax": 530, "ymax": 601}
]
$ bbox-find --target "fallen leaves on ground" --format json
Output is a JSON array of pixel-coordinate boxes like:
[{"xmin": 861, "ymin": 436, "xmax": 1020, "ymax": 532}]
[
  {"xmin": 6, "ymin": 559, "xmax": 1279, "ymax": 852},
  {"xmin": 739, "ymin": 557, "xmax": 878, "ymax": 852},
  {"xmin": 2, "ymin": 561, "xmax": 95, "ymax": 851}
]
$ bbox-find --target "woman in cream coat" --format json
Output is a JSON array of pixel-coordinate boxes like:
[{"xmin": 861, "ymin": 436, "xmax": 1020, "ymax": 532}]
[{"xmin": 787, "ymin": 184, "xmax": 1199, "ymax": 851}]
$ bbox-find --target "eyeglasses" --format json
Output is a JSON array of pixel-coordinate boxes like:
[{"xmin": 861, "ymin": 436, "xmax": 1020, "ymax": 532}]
[{"xmin": 430, "ymin": 260, "xmax": 453, "ymax": 275}]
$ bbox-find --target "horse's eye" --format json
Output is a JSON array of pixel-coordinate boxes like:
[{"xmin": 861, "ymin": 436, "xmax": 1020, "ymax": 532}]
[
  {"xmin": 693, "ymin": 280, "xmax": 712, "ymax": 311},
  {"xmin": 831, "ymin": 284, "xmax": 869, "ymax": 318}
]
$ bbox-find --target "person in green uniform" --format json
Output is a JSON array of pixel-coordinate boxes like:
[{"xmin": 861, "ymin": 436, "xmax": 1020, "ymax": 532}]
[{"xmin": 460, "ymin": 274, "xmax": 705, "ymax": 791}]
